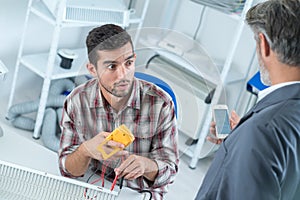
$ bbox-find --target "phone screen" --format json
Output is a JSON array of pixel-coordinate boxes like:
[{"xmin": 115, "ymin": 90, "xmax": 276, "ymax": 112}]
[{"xmin": 214, "ymin": 109, "xmax": 231, "ymax": 135}]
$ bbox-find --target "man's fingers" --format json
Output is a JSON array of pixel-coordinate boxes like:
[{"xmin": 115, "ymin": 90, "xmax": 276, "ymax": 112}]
[
  {"xmin": 210, "ymin": 121, "xmax": 217, "ymax": 136},
  {"xmin": 114, "ymin": 150, "xmax": 129, "ymax": 158},
  {"xmin": 118, "ymin": 163, "xmax": 143, "ymax": 180},
  {"xmin": 106, "ymin": 140, "xmax": 125, "ymax": 148},
  {"xmin": 117, "ymin": 156, "xmax": 135, "ymax": 170},
  {"xmin": 230, "ymin": 110, "xmax": 240, "ymax": 123},
  {"xmin": 207, "ymin": 136, "xmax": 222, "ymax": 145},
  {"xmin": 124, "ymin": 167, "xmax": 142, "ymax": 180},
  {"xmin": 230, "ymin": 110, "xmax": 241, "ymax": 129},
  {"xmin": 115, "ymin": 155, "xmax": 138, "ymax": 177}
]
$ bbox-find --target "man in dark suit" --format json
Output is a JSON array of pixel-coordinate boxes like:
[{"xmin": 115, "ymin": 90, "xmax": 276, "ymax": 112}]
[{"xmin": 195, "ymin": 0, "xmax": 300, "ymax": 199}]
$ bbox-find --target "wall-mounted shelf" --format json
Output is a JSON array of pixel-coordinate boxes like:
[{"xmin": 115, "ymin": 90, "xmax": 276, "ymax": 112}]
[
  {"xmin": 190, "ymin": 0, "xmax": 246, "ymax": 15},
  {"xmin": 21, "ymin": 48, "xmax": 87, "ymax": 80}
]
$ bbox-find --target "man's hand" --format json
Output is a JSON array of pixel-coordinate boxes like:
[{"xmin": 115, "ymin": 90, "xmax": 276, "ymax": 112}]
[
  {"xmin": 81, "ymin": 132, "xmax": 128, "ymax": 161},
  {"xmin": 114, "ymin": 155, "xmax": 158, "ymax": 181},
  {"xmin": 229, "ymin": 110, "xmax": 240, "ymax": 130},
  {"xmin": 207, "ymin": 110, "xmax": 241, "ymax": 144},
  {"xmin": 65, "ymin": 131, "xmax": 128, "ymax": 177},
  {"xmin": 207, "ymin": 121, "xmax": 223, "ymax": 144}
]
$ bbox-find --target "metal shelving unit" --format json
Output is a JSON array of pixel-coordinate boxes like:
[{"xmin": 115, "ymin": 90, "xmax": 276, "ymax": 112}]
[
  {"xmin": 7, "ymin": 0, "xmax": 149, "ymax": 139},
  {"xmin": 188, "ymin": 0, "xmax": 255, "ymax": 168}
]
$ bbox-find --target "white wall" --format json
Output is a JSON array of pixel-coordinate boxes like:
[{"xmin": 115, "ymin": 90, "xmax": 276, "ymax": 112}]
[
  {"xmin": 0, "ymin": 0, "xmax": 96, "ymax": 104},
  {"xmin": 0, "ymin": 0, "xmax": 169, "ymax": 101},
  {"xmin": 0, "ymin": 0, "xmax": 258, "ymax": 114},
  {"xmin": 141, "ymin": 0, "xmax": 258, "ymax": 113},
  {"xmin": 0, "ymin": 0, "xmax": 29, "ymax": 100}
]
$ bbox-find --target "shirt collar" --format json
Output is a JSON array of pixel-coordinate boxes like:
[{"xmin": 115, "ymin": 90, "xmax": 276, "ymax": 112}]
[
  {"xmin": 125, "ymin": 78, "xmax": 141, "ymax": 110},
  {"xmin": 257, "ymin": 81, "xmax": 300, "ymax": 102}
]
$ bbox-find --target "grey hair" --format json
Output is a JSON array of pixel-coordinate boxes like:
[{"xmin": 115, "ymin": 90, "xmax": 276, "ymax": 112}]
[{"xmin": 246, "ymin": 0, "xmax": 300, "ymax": 66}]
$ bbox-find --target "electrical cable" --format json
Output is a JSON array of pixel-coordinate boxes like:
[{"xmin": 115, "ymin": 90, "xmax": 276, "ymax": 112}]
[
  {"xmin": 193, "ymin": 6, "xmax": 207, "ymax": 40},
  {"xmin": 84, "ymin": 165, "xmax": 101, "ymax": 200},
  {"xmin": 86, "ymin": 165, "xmax": 101, "ymax": 184},
  {"xmin": 119, "ymin": 177, "xmax": 124, "ymax": 189},
  {"xmin": 145, "ymin": 54, "xmax": 160, "ymax": 69},
  {"xmin": 128, "ymin": 0, "xmax": 133, "ymax": 10},
  {"xmin": 139, "ymin": 190, "xmax": 152, "ymax": 200}
]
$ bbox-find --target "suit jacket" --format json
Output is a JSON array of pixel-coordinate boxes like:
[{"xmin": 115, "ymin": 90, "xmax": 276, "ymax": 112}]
[{"xmin": 195, "ymin": 83, "xmax": 300, "ymax": 200}]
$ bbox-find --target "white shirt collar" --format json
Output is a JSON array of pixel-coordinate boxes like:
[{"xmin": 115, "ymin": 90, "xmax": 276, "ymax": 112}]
[{"xmin": 257, "ymin": 81, "xmax": 300, "ymax": 102}]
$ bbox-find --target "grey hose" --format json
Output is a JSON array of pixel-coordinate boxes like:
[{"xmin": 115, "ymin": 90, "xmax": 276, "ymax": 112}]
[
  {"xmin": 11, "ymin": 116, "xmax": 35, "ymax": 131},
  {"xmin": 7, "ymin": 78, "xmax": 75, "ymax": 152},
  {"xmin": 7, "ymin": 100, "xmax": 39, "ymax": 120},
  {"xmin": 7, "ymin": 79, "xmax": 75, "ymax": 120},
  {"xmin": 41, "ymin": 108, "xmax": 60, "ymax": 152},
  {"xmin": 56, "ymin": 107, "xmax": 63, "ymax": 125},
  {"xmin": 7, "ymin": 95, "xmax": 67, "ymax": 120},
  {"xmin": 72, "ymin": 75, "xmax": 89, "ymax": 86},
  {"xmin": 0, "ymin": 126, "xmax": 3, "ymax": 137},
  {"xmin": 49, "ymin": 79, "xmax": 75, "ymax": 95}
]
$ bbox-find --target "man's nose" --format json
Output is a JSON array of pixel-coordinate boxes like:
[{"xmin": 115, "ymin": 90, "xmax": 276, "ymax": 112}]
[{"xmin": 116, "ymin": 65, "xmax": 127, "ymax": 78}]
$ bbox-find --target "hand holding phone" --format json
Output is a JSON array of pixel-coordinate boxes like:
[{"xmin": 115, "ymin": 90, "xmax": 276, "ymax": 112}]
[{"xmin": 212, "ymin": 104, "xmax": 231, "ymax": 139}]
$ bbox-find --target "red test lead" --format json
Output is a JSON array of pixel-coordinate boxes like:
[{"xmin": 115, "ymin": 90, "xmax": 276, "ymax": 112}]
[{"xmin": 110, "ymin": 175, "xmax": 118, "ymax": 191}]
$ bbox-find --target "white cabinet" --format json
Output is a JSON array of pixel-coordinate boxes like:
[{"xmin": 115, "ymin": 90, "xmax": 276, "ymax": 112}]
[{"xmin": 7, "ymin": 0, "xmax": 149, "ymax": 139}]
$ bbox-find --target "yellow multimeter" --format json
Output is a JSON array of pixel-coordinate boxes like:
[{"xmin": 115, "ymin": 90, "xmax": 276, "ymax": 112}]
[{"xmin": 97, "ymin": 124, "xmax": 135, "ymax": 160}]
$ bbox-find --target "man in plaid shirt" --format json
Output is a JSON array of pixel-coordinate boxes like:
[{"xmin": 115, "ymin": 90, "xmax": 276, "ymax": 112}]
[{"xmin": 58, "ymin": 24, "xmax": 179, "ymax": 199}]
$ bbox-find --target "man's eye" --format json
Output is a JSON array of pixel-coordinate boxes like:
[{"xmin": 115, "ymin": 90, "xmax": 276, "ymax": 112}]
[
  {"xmin": 107, "ymin": 64, "xmax": 117, "ymax": 70},
  {"xmin": 125, "ymin": 60, "xmax": 133, "ymax": 67}
]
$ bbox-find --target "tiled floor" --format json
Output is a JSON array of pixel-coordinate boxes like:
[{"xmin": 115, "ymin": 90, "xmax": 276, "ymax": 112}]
[{"xmin": 0, "ymin": 97, "xmax": 214, "ymax": 200}]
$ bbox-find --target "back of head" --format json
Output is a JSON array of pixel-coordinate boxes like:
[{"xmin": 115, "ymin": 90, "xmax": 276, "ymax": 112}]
[
  {"xmin": 86, "ymin": 24, "xmax": 133, "ymax": 66},
  {"xmin": 246, "ymin": 0, "xmax": 300, "ymax": 66}
]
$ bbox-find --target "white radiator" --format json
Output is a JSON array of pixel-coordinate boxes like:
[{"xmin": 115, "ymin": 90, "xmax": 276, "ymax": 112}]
[
  {"xmin": 41, "ymin": 0, "xmax": 130, "ymax": 27},
  {"xmin": 0, "ymin": 160, "xmax": 117, "ymax": 200}
]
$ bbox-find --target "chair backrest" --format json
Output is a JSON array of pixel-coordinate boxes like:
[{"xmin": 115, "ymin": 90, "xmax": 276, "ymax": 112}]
[
  {"xmin": 246, "ymin": 71, "xmax": 269, "ymax": 95},
  {"xmin": 135, "ymin": 72, "xmax": 177, "ymax": 118}
]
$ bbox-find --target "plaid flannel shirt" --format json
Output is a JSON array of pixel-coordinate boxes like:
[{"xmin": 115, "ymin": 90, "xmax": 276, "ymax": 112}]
[{"xmin": 58, "ymin": 77, "xmax": 179, "ymax": 199}]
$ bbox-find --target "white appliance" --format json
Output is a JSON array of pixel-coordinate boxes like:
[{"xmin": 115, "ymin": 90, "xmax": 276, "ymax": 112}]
[
  {"xmin": 0, "ymin": 160, "xmax": 117, "ymax": 200},
  {"xmin": 136, "ymin": 57, "xmax": 215, "ymax": 140},
  {"xmin": 42, "ymin": 0, "xmax": 131, "ymax": 26}
]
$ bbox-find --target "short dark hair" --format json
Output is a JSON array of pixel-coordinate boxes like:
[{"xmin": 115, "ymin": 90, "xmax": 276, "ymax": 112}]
[
  {"xmin": 246, "ymin": 0, "xmax": 300, "ymax": 66},
  {"xmin": 86, "ymin": 24, "xmax": 133, "ymax": 66}
]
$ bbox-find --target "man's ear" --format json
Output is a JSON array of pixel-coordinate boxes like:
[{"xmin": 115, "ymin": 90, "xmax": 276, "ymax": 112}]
[
  {"xmin": 86, "ymin": 63, "xmax": 97, "ymax": 77},
  {"xmin": 258, "ymin": 33, "xmax": 271, "ymax": 58}
]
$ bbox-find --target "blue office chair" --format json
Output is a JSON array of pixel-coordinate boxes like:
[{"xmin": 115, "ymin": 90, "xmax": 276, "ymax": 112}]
[
  {"xmin": 246, "ymin": 71, "xmax": 269, "ymax": 95},
  {"xmin": 135, "ymin": 72, "xmax": 177, "ymax": 118}
]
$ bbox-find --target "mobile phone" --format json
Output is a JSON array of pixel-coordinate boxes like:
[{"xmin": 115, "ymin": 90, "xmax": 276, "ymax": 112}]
[{"xmin": 212, "ymin": 104, "xmax": 231, "ymax": 139}]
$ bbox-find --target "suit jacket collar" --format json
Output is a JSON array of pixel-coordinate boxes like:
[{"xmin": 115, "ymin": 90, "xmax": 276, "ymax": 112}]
[
  {"xmin": 236, "ymin": 83, "xmax": 300, "ymax": 128},
  {"xmin": 253, "ymin": 83, "xmax": 300, "ymax": 113}
]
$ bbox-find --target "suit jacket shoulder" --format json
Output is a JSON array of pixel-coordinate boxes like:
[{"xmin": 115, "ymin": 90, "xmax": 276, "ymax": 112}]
[{"xmin": 195, "ymin": 83, "xmax": 300, "ymax": 200}]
